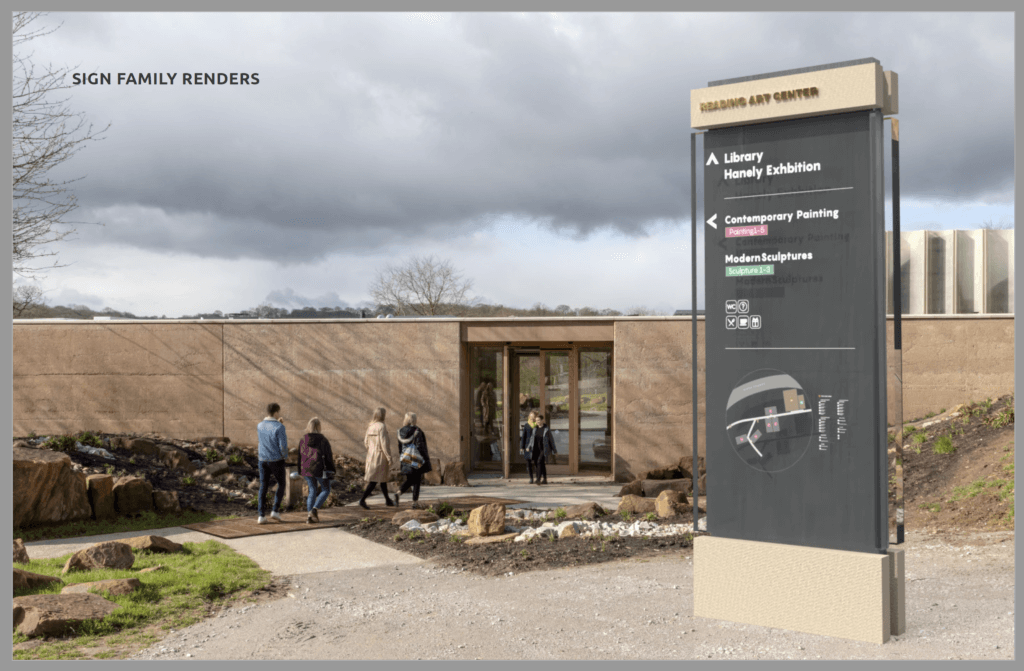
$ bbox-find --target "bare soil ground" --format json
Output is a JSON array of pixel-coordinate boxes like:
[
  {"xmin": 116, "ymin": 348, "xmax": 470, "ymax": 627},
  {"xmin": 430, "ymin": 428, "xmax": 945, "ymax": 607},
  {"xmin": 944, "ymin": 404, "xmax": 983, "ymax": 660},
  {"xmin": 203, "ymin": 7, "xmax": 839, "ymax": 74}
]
[
  {"xmin": 890, "ymin": 394, "xmax": 1015, "ymax": 535},
  {"xmin": 343, "ymin": 511, "xmax": 695, "ymax": 576}
]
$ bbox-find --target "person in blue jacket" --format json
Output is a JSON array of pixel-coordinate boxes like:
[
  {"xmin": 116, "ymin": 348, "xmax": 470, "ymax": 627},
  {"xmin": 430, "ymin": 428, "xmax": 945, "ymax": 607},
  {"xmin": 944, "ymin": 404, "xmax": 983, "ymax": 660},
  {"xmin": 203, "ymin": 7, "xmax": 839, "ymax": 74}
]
[{"xmin": 256, "ymin": 402, "xmax": 289, "ymax": 524}]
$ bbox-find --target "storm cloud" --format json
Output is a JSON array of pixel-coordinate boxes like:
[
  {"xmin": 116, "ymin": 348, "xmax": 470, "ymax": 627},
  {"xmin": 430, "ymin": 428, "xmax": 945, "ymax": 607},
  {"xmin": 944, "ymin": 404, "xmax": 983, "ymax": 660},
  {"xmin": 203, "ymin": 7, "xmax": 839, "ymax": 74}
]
[{"xmin": 33, "ymin": 12, "xmax": 1013, "ymax": 265}]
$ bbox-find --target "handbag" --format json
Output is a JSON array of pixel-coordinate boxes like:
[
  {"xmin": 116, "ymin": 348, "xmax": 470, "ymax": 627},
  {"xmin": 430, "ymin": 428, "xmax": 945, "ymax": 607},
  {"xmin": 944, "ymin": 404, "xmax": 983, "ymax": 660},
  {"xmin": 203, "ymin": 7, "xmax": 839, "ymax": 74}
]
[{"xmin": 400, "ymin": 444, "xmax": 425, "ymax": 474}]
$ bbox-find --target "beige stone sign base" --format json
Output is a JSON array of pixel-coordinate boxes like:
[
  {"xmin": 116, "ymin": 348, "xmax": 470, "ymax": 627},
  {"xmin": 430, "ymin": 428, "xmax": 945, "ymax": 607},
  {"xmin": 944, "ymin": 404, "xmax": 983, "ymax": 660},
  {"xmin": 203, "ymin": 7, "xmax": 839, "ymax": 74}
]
[{"xmin": 694, "ymin": 536, "xmax": 905, "ymax": 644}]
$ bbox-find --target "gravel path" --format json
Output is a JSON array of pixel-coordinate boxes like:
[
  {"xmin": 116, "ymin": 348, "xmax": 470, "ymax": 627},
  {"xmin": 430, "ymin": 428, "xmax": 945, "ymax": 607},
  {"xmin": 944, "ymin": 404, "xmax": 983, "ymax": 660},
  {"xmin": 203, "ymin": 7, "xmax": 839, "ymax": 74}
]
[{"xmin": 130, "ymin": 529, "xmax": 1014, "ymax": 660}]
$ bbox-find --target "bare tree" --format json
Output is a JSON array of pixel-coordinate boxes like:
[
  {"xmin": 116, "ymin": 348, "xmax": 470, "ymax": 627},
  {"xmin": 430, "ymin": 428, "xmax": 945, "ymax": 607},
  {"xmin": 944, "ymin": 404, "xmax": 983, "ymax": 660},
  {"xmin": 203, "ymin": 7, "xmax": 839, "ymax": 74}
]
[
  {"xmin": 12, "ymin": 284, "xmax": 44, "ymax": 317},
  {"xmin": 980, "ymin": 218, "xmax": 1014, "ymax": 230},
  {"xmin": 369, "ymin": 255, "xmax": 474, "ymax": 316},
  {"xmin": 625, "ymin": 305, "xmax": 665, "ymax": 316},
  {"xmin": 13, "ymin": 12, "xmax": 109, "ymax": 278}
]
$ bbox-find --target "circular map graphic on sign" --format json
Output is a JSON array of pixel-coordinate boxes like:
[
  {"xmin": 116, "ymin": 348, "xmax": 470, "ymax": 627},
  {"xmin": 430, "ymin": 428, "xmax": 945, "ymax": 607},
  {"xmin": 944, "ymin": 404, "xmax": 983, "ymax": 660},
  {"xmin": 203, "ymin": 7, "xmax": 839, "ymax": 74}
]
[{"xmin": 725, "ymin": 369, "xmax": 814, "ymax": 473}]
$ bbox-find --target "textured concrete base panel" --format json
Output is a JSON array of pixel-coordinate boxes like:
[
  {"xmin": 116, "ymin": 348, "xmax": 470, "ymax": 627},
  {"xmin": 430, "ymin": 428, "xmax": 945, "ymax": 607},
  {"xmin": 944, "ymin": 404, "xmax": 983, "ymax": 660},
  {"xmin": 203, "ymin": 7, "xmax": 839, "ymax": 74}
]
[{"xmin": 694, "ymin": 536, "xmax": 891, "ymax": 644}]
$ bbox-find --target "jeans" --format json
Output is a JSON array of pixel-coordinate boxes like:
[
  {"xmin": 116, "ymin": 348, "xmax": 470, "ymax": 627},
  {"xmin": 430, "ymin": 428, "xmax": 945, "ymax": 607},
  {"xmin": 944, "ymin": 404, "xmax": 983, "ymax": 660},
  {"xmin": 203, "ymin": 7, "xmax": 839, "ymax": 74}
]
[
  {"xmin": 258, "ymin": 460, "xmax": 286, "ymax": 516},
  {"xmin": 399, "ymin": 471, "xmax": 422, "ymax": 501},
  {"xmin": 304, "ymin": 476, "xmax": 330, "ymax": 511}
]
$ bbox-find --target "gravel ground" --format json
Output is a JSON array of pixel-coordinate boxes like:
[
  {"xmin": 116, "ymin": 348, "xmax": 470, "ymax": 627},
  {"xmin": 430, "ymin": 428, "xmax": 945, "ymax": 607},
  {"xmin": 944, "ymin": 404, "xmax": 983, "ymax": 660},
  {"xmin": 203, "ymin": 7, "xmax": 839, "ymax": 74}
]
[{"xmin": 129, "ymin": 528, "xmax": 1014, "ymax": 660}]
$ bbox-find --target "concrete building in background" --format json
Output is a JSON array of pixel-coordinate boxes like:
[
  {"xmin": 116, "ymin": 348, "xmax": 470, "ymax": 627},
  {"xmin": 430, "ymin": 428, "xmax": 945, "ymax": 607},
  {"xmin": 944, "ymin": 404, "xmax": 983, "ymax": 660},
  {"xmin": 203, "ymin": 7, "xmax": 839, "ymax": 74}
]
[{"xmin": 12, "ymin": 230, "xmax": 1014, "ymax": 481}]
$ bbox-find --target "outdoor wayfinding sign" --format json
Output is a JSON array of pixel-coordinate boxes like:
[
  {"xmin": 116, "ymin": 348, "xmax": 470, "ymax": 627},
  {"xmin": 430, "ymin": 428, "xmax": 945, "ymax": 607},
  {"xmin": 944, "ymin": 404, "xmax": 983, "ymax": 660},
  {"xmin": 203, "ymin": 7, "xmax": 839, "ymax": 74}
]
[
  {"xmin": 690, "ymin": 58, "xmax": 903, "ymax": 644},
  {"xmin": 696, "ymin": 60, "xmax": 895, "ymax": 555}
]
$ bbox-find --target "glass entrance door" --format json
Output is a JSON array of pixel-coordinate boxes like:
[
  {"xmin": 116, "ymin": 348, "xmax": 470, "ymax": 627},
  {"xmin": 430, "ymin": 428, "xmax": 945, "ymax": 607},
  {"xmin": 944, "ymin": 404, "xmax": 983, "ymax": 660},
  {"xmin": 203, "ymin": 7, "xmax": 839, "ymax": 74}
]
[{"xmin": 510, "ymin": 348, "xmax": 575, "ymax": 476}]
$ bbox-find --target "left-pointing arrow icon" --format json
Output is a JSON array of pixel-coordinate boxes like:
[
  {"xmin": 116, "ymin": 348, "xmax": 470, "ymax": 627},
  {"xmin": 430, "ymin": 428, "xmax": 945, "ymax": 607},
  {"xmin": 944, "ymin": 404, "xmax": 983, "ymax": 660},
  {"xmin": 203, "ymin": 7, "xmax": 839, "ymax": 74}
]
[
  {"xmin": 706, "ymin": 213, "xmax": 718, "ymax": 229},
  {"xmin": 706, "ymin": 152, "xmax": 719, "ymax": 165}
]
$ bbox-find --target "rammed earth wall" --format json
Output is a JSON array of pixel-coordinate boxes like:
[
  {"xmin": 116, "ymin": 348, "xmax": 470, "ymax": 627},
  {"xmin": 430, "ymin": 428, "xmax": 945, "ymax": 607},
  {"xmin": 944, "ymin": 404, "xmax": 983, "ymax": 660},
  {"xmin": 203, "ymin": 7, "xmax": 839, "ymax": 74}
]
[{"xmin": 13, "ymin": 316, "xmax": 1013, "ymax": 478}]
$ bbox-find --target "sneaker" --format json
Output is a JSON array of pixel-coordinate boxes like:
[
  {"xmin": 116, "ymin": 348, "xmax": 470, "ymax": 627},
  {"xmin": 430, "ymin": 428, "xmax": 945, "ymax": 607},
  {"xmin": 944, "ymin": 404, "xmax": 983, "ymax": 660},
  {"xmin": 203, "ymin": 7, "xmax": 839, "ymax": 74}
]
[
  {"xmin": 257, "ymin": 516, "xmax": 267, "ymax": 524},
  {"xmin": 311, "ymin": 508, "xmax": 320, "ymax": 522},
  {"xmin": 306, "ymin": 514, "xmax": 314, "ymax": 524},
  {"xmin": 270, "ymin": 511, "xmax": 282, "ymax": 521}
]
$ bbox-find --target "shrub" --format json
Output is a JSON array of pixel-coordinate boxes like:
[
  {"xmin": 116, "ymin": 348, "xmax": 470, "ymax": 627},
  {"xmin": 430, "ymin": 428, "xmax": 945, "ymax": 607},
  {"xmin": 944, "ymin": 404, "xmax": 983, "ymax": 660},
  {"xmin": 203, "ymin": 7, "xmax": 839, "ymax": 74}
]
[
  {"xmin": 431, "ymin": 501, "xmax": 454, "ymax": 518},
  {"xmin": 933, "ymin": 436, "xmax": 955, "ymax": 454},
  {"xmin": 105, "ymin": 464, "xmax": 116, "ymax": 475},
  {"xmin": 182, "ymin": 476, "xmax": 198, "ymax": 487},
  {"xmin": 644, "ymin": 512, "xmax": 658, "ymax": 522},
  {"xmin": 227, "ymin": 454, "xmax": 245, "ymax": 466},
  {"xmin": 43, "ymin": 435, "xmax": 77, "ymax": 454},
  {"xmin": 553, "ymin": 507, "xmax": 567, "ymax": 520},
  {"xmin": 204, "ymin": 448, "xmax": 221, "ymax": 463},
  {"xmin": 620, "ymin": 510, "xmax": 633, "ymax": 522},
  {"xmin": 912, "ymin": 433, "xmax": 928, "ymax": 444},
  {"xmin": 76, "ymin": 431, "xmax": 104, "ymax": 448}
]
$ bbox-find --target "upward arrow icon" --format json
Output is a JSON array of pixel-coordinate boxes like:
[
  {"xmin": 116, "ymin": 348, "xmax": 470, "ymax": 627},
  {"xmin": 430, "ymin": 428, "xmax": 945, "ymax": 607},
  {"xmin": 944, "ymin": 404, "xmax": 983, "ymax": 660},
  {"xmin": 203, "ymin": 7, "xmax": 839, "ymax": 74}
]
[{"xmin": 706, "ymin": 152, "xmax": 719, "ymax": 165}]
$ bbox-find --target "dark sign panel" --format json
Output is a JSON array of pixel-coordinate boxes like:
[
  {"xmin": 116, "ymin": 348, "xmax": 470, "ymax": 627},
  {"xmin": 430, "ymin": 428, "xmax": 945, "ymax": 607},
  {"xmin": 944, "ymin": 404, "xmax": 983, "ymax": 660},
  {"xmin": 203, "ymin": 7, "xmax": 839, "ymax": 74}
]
[{"xmin": 704, "ymin": 110, "xmax": 888, "ymax": 554}]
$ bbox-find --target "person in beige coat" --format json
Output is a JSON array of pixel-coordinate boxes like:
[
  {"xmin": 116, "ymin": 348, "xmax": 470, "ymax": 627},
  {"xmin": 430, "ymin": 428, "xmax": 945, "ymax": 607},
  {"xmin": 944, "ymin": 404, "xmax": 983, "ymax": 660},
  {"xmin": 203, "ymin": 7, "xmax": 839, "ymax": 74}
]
[{"xmin": 359, "ymin": 407, "xmax": 394, "ymax": 509}]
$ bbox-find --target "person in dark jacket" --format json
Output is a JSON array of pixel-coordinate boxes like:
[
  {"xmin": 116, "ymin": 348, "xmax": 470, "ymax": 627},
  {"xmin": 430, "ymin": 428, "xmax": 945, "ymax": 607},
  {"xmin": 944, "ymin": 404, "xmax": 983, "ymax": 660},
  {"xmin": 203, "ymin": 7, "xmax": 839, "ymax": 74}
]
[
  {"xmin": 519, "ymin": 410, "xmax": 539, "ymax": 483},
  {"xmin": 395, "ymin": 412, "xmax": 432, "ymax": 507},
  {"xmin": 298, "ymin": 417, "xmax": 335, "ymax": 524},
  {"xmin": 526, "ymin": 412, "xmax": 556, "ymax": 485}
]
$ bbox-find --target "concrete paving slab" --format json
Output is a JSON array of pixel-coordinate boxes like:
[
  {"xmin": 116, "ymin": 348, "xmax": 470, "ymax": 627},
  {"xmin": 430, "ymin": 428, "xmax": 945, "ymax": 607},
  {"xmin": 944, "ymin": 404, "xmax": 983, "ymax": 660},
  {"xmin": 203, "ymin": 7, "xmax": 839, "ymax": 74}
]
[
  {"xmin": 23, "ymin": 526, "xmax": 216, "ymax": 561},
  {"xmin": 212, "ymin": 527, "xmax": 423, "ymax": 575}
]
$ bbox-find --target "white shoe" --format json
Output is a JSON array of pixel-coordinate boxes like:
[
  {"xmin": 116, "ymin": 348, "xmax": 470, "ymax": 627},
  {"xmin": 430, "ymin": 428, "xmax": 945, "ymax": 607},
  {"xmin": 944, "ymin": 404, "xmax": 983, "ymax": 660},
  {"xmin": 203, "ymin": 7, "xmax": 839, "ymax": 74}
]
[
  {"xmin": 257, "ymin": 516, "xmax": 267, "ymax": 524},
  {"xmin": 270, "ymin": 511, "xmax": 282, "ymax": 521}
]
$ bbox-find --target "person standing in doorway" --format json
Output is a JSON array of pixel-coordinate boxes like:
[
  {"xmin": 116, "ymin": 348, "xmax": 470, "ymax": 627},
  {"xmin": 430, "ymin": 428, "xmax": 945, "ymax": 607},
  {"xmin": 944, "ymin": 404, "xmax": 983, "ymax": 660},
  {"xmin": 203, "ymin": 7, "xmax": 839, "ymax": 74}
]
[
  {"xmin": 359, "ymin": 407, "xmax": 394, "ymax": 509},
  {"xmin": 298, "ymin": 417, "xmax": 335, "ymax": 524},
  {"xmin": 395, "ymin": 412, "xmax": 432, "ymax": 508},
  {"xmin": 520, "ymin": 410, "xmax": 539, "ymax": 483},
  {"xmin": 256, "ymin": 402, "xmax": 288, "ymax": 524},
  {"xmin": 528, "ymin": 412, "xmax": 556, "ymax": 485}
]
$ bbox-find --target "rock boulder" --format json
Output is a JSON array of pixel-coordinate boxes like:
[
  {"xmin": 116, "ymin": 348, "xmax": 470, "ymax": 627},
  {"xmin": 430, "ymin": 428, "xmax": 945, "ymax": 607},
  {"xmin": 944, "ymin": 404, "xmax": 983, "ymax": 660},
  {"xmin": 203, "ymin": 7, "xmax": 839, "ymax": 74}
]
[
  {"xmin": 442, "ymin": 461, "xmax": 469, "ymax": 487},
  {"xmin": 113, "ymin": 476, "xmax": 154, "ymax": 514},
  {"xmin": 86, "ymin": 474, "xmax": 116, "ymax": 520},
  {"xmin": 468, "ymin": 503, "xmax": 506, "ymax": 536},
  {"xmin": 655, "ymin": 490, "xmax": 690, "ymax": 518},
  {"xmin": 564, "ymin": 502, "xmax": 606, "ymax": 519},
  {"xmin": 391, "ymin": 510, "xmax": 440, "ymax": 526},
  {"xmin": 126, "ymin": 438, "xmax": 160, "ymax": 457},
  {"xmin": 153, "ymin": 490, "xmax": 181, "ymax": 514},
  {"xmin": 202, "ymin": 460, "xmax": 229, "ymax": 478},
  {"xmin": 61, "ymin": 578, "xmax": 142, "ymax": 597},
  {"xmin": 677, "ymin": 456, "xmax": 706, "ymax": 480},
  {"xmin": 14, "ymin": 538, "xmax": 30, "ymax": 565},
  {"xmin": 642, "ymin": 478, "xmax": 692, "ymax": 499},
  {"xmin": 13, "ymin": 593, "xmax": 120, "ymax": 638},
  {"xmin": 121, "ymin": 535, "xmax": 184, "ymax": 553},
  {"xmin": 13, "ymin": 447, "xmax": 92, "ymax": 529},
  {"xmin": 617, "ymin": 494, "xmax": 657, "ymax": 516},
  {"xmin": 62, "ymin": 541, "xmax": 135, "ymax": 575},
  {"xmin": 159, "ymin": 447, "xmax": 197, "ymax": 473},
  {"xmin": 14, "ymin": 569, "xmax": 63, "ymax": 591},
  {"xmin": 616, "ymin": 479, "xmax": 643, "ymax": 497}
]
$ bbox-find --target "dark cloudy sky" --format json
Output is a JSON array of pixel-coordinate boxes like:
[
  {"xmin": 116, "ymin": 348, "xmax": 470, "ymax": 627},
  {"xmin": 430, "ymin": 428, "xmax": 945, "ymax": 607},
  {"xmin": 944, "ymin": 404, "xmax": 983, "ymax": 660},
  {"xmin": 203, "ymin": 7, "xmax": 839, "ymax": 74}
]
[{"xmin": 15, "ymin": 12, "xmax": 1015, "ymax": 316}]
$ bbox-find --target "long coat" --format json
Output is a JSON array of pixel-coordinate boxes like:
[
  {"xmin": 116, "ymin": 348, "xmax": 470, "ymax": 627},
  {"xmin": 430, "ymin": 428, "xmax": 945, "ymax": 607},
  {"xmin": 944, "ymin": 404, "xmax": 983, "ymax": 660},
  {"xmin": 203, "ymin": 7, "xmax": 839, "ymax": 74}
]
[{"xmin": 363, "ymin": 421, "xmax": 392, "ymax": 483}]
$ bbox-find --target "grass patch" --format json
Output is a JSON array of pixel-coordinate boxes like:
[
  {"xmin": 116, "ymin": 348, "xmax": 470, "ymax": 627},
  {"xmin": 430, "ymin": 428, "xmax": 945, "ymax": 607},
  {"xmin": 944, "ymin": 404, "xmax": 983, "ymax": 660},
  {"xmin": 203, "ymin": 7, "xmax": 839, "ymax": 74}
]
[
  {"xmin": 553, "ymin": 507, "xmax": 567, "ymax": 520},
  {"xmin": 13, "ymin": 540, "xmax": 270, "ymax": 660},
  {"xmin": 933, "ymin": 435, "xmax": 955, "ymax": 455},
  {"xmin": 950, "ymin": 478, "xmax": 1014, "ymax": 504},
  {"xmin": 912, "ymin": 433, "xmax": 928, "ymax": 445},
  {"xmin": 14, "ymin": 510, "xmax": 221, "ymax": 543},
  {"xmin": 903, "ymin": 425, "xmax": 917, "ymax": 435},
  {"xmin": 918, "ymin": 502, "xmax": 941, "ymax": 513},
  {"xmin": 204, "ymin": 448, "xmax": 221, "ymax": 463},
  {"xmin": 227, "ymin": 454, "xmax": 245, "ymax": 466},
  {"xmin": 429, "ymin": 501, "xmax": 454, "ymax": 518}
]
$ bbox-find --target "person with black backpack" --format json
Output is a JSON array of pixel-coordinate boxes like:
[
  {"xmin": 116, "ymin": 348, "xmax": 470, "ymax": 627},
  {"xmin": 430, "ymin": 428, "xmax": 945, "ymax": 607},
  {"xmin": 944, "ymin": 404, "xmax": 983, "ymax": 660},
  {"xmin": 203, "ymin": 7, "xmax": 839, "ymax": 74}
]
[
  {"xmin": 298, "ymin": 417, "xmax": 335, "ymax": 524},
  {"xmin": 395, "ymin": 412, "xmax": 432, "ymax": 508}
]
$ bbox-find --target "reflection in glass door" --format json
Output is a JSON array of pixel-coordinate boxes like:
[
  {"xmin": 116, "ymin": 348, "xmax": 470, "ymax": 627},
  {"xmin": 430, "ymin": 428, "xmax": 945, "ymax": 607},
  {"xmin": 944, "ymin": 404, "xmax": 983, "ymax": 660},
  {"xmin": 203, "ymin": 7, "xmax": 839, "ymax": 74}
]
[
  {"xmin": 469, "ymin": 347, "xmax": 503, "ymax": 471},
  {"xmin": 543, "ymin": 351, "xmax": 572, "ymax": 473},
  {"xmin": 579, "ymin": 348, "xmax": 612, "ymax": 469}
]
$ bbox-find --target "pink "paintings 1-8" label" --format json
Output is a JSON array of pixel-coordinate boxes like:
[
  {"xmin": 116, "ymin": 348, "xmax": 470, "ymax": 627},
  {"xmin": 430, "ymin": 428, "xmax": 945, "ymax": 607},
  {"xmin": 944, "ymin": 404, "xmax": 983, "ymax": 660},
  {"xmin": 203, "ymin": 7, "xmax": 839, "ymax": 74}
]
[{"xmin": 725, "ymin": 225, "xmax": 768, "ymax": 238}]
